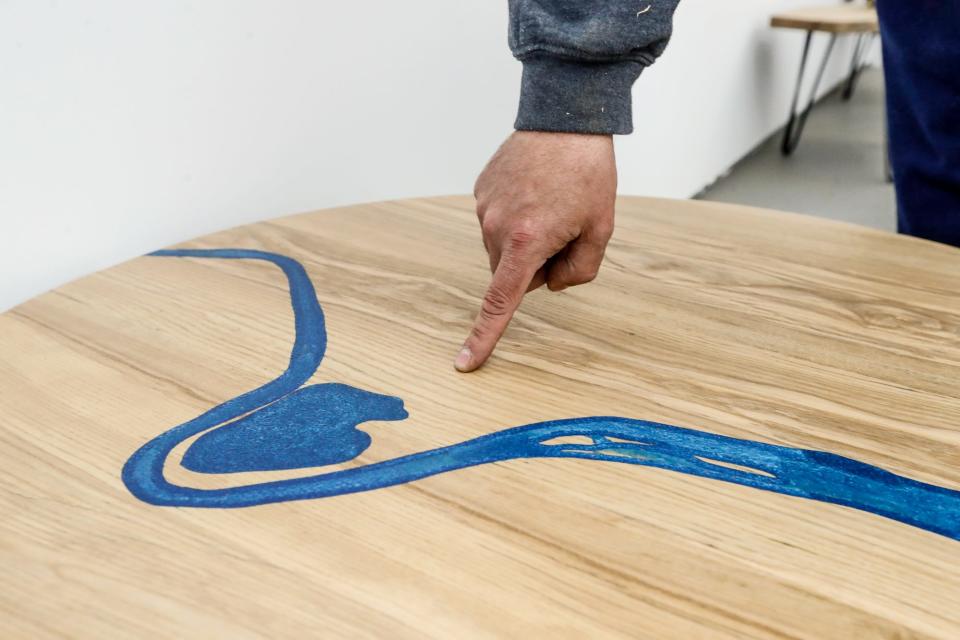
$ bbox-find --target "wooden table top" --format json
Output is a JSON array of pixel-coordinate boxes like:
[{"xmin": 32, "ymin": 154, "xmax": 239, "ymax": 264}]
[
  {"xmin": 771, "ymin": 5, "xmax": 880, "ymax": 33},
  {"xmin": 2, "ymin": 195, "xmax": 959, "ymax": 638}
]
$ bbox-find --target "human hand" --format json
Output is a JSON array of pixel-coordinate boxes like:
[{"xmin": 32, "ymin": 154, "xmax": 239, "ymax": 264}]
[{"xmin": 455, "ymin": 130, "xmax": 617, "ymax": 372}]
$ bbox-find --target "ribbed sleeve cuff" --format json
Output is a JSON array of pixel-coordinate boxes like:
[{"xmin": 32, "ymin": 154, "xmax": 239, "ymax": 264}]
[{"xmin": 514, "ymin": 54, "xmax": 645, "ymax": 135}]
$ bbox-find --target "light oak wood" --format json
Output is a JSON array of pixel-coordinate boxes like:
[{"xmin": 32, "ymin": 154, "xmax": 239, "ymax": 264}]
[
  {"xmin": 772, "ymin": 5, "xmax": 879, "ymax": 33},
  {"xmin": 1, "ymin": 195, "xmax": 959, "ymax": 638}
]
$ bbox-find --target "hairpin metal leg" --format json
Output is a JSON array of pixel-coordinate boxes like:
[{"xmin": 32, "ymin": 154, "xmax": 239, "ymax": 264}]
[
  {"xmin": 843, "ymin": 32, "xmax": 875, "ymax": 101},
  {"xmin": 781, "ymin": 31, "xmax": 838, "ymax": 156}
]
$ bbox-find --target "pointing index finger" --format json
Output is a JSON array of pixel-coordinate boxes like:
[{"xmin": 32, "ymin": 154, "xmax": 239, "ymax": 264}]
[{"xmin": 455, "ymin": 251, "xmax": 539, "ymax": 372}]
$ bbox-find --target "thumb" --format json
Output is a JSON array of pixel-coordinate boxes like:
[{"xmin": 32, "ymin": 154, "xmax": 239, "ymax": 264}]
[{"xmin": 545, "ymin": 234, "xmax": 606, "ymax": 292}]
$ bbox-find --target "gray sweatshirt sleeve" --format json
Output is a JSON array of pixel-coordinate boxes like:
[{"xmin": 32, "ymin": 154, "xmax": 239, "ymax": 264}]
[{"xmin": 509, "ymin": 1, "xmax": 681, "ymax": 135}]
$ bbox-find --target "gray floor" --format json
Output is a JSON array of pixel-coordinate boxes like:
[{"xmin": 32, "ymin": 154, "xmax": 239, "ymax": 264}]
[{"xmin": 698, "ymin": 68, "xmax": 895, "ymax": 232}]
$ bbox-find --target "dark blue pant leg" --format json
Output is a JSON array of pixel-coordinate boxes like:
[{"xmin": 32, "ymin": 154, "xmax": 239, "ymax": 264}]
[{"xmin": 875, "ymin": 0, "xmax": 960, "ymax": 247}]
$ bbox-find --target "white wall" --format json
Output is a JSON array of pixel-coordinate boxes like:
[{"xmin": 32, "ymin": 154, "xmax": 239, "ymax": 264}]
[{"xmin": 0, "ymin": 0, "xmax": 874, "ymax": 311}]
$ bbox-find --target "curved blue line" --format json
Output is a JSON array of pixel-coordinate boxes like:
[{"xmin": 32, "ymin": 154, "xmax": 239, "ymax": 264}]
[
  {"xmin": 122, "ymin": 249, "xmax": 326, "ymax": 502},
  {"xmin": 121, "ymin": 249, "xmax": 960, "ymax": 541}
]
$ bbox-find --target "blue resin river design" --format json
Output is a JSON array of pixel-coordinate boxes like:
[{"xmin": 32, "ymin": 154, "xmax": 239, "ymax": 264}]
[{"xmin": 122, "ymin": 249, "xmax": 960, "ymax": 541}]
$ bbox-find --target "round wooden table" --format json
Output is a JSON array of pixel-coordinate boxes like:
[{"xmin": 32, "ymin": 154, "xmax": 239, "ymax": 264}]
[{"xmin": 2, "ymin": 196, "xmax": 958, "ymax": 638}]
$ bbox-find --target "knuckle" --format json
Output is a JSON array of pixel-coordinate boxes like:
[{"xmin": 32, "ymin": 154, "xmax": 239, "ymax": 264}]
[
  {"xmin": 513, "ymin": 217, "xmax": 539, "ymax": 238},
  {"xmin": 480, "ymin": 211, "xmax": 500, "ymax": 237},
  {"xmin": 595, "ymin": 221, "xmax": 615, "ymax": 241},
  {"xmin": 469, "ymin": 323, "xmax": 489, "ymax": 343},
  {"xmin": 506, "ymin": 225, "xmax": 538, "ymax": 253},
  {"xmin": 481, "ymin": 285, "xmax": 514, "ymax": 318}
]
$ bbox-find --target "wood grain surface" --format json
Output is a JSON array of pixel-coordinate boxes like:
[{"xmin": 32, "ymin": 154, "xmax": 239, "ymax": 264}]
[
  {"xmin": 771, "ymin": 6, "xmax": 879, "ymax": 33},
  {"xmin": 1, "ymin": 195, "xmax": 958, "ymax": 638}
]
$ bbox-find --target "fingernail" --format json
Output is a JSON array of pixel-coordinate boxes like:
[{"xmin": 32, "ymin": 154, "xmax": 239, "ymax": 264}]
[{"xmin": 454, "ymin": 347, "xmax": 473, "ymax": 372}]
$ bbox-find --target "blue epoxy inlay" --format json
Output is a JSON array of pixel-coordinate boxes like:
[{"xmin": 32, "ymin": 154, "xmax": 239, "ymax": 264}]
[
  {"xmin": 183, "ymin": 383, "xmax": 408, "ymax": 473},
  {"xmin": 122, "ymin": 249, "xmax": 960, "ymax": 541}
]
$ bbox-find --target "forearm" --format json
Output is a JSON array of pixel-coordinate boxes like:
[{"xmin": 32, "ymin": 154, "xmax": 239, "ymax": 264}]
[{"xmin": 509, "ymin": 0, "xmax": 682, "ymax": 134}]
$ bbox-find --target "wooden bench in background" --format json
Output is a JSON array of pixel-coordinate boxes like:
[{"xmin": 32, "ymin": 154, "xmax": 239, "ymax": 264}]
[{"xmin": 771, "ymin": 3, "xmax": 880, "ymax": 155}]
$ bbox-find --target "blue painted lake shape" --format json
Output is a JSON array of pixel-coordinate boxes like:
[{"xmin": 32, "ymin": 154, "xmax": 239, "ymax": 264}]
[{"xmin": 122, "ymin": 249, "xmax": 960, "ymax": 542}]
